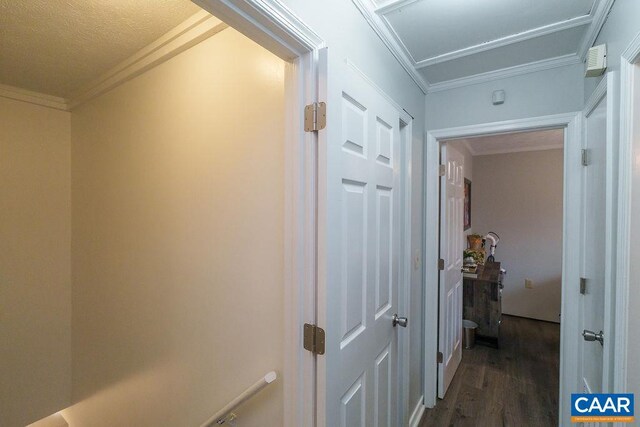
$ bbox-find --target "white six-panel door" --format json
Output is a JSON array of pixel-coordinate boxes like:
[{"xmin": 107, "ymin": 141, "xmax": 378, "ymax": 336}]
[
  {"xmin": 580, "ymin": 78, "xmax": 609, "ymax": 397},
  {"xmin": 322, "ymin": 59, "xmax": 402, "ymax": 427},
  {"xmin": 438, "ymin": 144, "xmax": 464, "ymax": 398}
]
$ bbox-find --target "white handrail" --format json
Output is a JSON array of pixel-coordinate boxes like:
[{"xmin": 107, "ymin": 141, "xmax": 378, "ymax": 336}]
[{"xmin": 200, "ymin": 371, "xmax": 277, "ymax": 426}]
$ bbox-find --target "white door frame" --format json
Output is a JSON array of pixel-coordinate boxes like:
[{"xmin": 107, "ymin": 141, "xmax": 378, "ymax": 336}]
[
  {"xmin": 614, "ymin": 30, "xmax": 640, "ymax": 397},
  {"xmin": 191, "ymin": 1, "xmax": 324, "ymax": 426},
  {"xmin": 423, "ymin": 112, "xmax": 583, "ymax": 426}
]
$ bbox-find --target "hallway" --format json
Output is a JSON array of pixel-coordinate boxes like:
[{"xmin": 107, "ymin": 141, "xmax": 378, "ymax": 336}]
[{"xmin": 421, "ymin": 316, "xmax": 560, "ymax": 427}]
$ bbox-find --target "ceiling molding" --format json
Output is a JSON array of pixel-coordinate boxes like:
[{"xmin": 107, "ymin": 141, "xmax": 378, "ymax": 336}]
[
  {"xmin": 414, "ymin": 14, "xmax": 592, "ymax": 68},
  {"xmin": 471, "ymin": 143, "xmax": 563, "ymax": 156},
  {"xmin": 583, "ymin": 72, "xmax": 608, "ymax": 116},
  {"xmin": 194, "ymin": 0, "xmax": 325, "ymax": 60},
  {"xmin": 67, "ymin": 11, "xmax": 227, "ymax": 109},
  {"xmin": 428, "ymin": 53, "xmax": 581, "ymax": 93},
  {"xmin": 351, "ymin": 0, "xmax": 429, "ymax": 93},
  {"xmin": 0, "ymin": 83, "xmax": 68, "ymax": 111},
  {"xmin": 374, "ymin": 0, "xmax": 421, "ymax": 16},
  {"xmin": 0, "ymin": 11, "xmax": 228, "ymax": 112},
  {"xmin": 577, "ymin": 0, "xmax": 616, "ymax": 60},
  {"xmin": 462, "ymin": 140, "xmax": 477, "ymax": 156}
]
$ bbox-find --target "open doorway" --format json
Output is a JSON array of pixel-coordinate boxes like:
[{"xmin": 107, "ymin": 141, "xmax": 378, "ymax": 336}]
[
  {"xmin": 423, "ymin": 86, "xmax": 616, "ymax": 425},
  {"xmin": 1, "ymin": 2, "xmax": 324, "ymax": 426},
  {"xmin": 428, "ymin": 129, "xmax": 565, "ymax": 425}
]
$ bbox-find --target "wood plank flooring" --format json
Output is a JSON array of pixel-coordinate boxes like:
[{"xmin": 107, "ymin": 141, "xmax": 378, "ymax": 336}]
[{"xmin": 420, "ymin": 315, "xmax": 560, "ymax": 427}]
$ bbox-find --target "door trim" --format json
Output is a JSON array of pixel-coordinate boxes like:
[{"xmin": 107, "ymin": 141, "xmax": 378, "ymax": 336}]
[
  {"xmin": 614, "ymin": 31, "xmax": 640, "ymax": 397},
  {"xmin": 190, "ymin": 1, "xmax": 325, "ymax": 426},
  {"xmin": 423, "ymin": 112, "xmax": 582, "ymax": 427},
  {"xmin": 581, "ymin": 74, "xmax": 617, "ymax": 398}
]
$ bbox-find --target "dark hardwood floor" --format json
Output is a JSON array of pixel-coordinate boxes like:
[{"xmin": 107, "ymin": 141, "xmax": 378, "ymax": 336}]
[{"xmin": 420, "ymin": 315, "xmax": 560, "ymax": 427}]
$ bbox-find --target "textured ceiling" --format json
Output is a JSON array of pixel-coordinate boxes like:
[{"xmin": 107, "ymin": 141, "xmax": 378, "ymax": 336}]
[
  {"xmin": 449, "ymin": 129, "xmax": 564, "ymax": 156},
  {"xmin": 0, "ymin": 0, "xmax": 201, "ymax": 97}
]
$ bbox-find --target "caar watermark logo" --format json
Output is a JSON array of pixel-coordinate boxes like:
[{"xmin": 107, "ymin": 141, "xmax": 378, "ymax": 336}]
[{"xmin": 571, "ymin": 393, "xmax": 635, "ymax": 423}]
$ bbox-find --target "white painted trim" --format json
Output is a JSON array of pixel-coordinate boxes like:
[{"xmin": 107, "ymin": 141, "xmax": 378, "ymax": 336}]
[
  {"xmin": 595, "ymin": 72, "xmax": 618, "ymax": 394},
  {"xmin": 0, "ymin": 83, "xmax": 68, "ymax": 111},
  {"xmin": 583, "ymin": 73, "xmax": 608, "ymax": 116},
  {"xmin": 428, "ymin": 54, "xmax": 581, "ymax": 93},
  {"xmin": 67, "ymin": 11, "xmax": 227, "ymax": 109},
  {"xmin": 374, "ymin": 0, "xmax": 420, "ymax": 16},
  {"xmin": 613, "ymin": 31, "xmax": 640, "ymax": 398},
  {"xmin": 192, "ymin": 2, "xmax": 325, "ymax": 427},
  {"xmin": 408, "ymin": 397, "xmax": 425, "ymax": 427},
  {"xmin": 195, "ymin": 0, "xmax": 324, "ymax": 60},
  {"xmin": 414, "ymin": 15, "xmax": 592, "ymax": 69},
  {"xmin": 399, "ymin": 116, "xmax": 413, "ymax": 427},
  {"xmin": 470, "ymin": 143, "xmax": 564, "ymax": 157},
  {"xmin": 577, "ymin": 0, "xmax": 616, "ymax": 60},
  {"xmin": 423, "ymin": 113, "xmax": 582, "ymax": 427},
  {"xmin": 622, "ymin": 31, "xmax": 640, "ymax": 63},
  {"xmin": 351, "ymin": 0, "xmax": 429, "ymax": 93}
]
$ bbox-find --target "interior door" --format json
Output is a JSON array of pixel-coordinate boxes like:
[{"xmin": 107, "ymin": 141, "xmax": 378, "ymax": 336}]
[
  {"xmin": 437, "ymin": 144, "xmax": 464, "ymax": 398},
  {"xmin": 579, "ymin": 75, "xmax": 610, "ymax": 397},
  {"xmin": 321, "ymin": 55, "xmax": 403, "ymax": 427}
]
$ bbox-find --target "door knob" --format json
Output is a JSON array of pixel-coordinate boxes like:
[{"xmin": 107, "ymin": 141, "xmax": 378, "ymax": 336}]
[
  {"xmin": 583, "ymin": 329, "xmax": 604, "ymax": 346},
  {"xmin": 392, "ymin": 314, "xmax": 408, "ymax": 328}
]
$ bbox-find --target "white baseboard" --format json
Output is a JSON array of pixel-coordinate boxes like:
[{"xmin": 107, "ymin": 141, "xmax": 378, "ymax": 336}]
[{"xmin": 409, "ymin": 396, "xmax": 426, "ymax": 427}]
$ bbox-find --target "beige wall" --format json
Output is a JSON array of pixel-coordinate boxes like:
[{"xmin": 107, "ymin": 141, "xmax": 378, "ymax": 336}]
[
  {"xmin": 0, "ymin": 98, "xmax": 72, "ymax": 426},
  {"xmin": 62, "ymin": 27, "xmax": 285, "ymax": 426},
  {"xmin": 472, "ymin": 149, "xmax": 563, "ymax": 323}
]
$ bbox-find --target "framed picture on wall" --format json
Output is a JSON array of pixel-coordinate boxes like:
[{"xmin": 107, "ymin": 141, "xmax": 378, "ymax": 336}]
[{"xmin": 464, "ymin": 178, "xmax": 471, "ymax": 230}]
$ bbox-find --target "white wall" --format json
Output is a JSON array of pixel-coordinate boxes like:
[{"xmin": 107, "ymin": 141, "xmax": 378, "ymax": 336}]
[
  {"xmin": 62, "ymin": 28, "xmax": 286, "ymax": 426},
  {"xmin": 472, "ymin": 149, "xmax": 563, "ymax": 323},
  {"xmin": 279, "ymin": 0, "xmax": 428, "ymax": 411},
  {"xmin": 0, "ymin": 98, "xmax": 72, "ymax": 426},
  {"xmin": 425, "ymin": 64, "xmax": 584, "ymax": 130}
]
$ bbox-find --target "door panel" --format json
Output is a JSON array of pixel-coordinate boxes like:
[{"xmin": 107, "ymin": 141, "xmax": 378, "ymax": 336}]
[
  {"xmin": 324, "ymin": 58, "xmax": 402, "ymax": 427},
  {"xmin": 580, "ymin": 83, "xmax": 608, "ymax": 394},
  {"xmin": 438, "ymin": 144, "xmax": 464, "ymax": 398}
]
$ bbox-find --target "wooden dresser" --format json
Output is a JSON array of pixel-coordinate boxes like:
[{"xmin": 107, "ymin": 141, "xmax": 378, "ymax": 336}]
[{"xmin": 463, "ymin": 261, "xmax": 503, "ymax": 347}]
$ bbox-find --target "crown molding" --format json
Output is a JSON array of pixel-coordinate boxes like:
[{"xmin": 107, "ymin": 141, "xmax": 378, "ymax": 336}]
[
  {"xmin": 462, "ymin": 140, "xmax": 477, "ymax": 156},
  {"xmin": 0, "ymin": 11, "xmax": 228, "ymax": 112},
  {"xmin": 374, "ymin": 0, "xmax": 420, "ymax": 16},
  {"xmin": 583, "ymin": 71, "xmax": 608, "ymax": 116},
  {"xmin": 0, "ymin": 84, "xmax": 68, "ymax": 111},
  {"xmin": 621, "ymin": 30, "xmax": 640, "ymax": 62},
  {"xmin": 428, "ymin": 53, "xmax": 581, "ymax": 93},
  {"xmin": 67, "ymin": 11, "xmax": 227, "ymax": 109},
  {"xmin": 415, "ymin": 14, "xmax": 592, "ymax": 69},
  {"xmin": 351, "ymin": 0, "xmax": 429, "ymax": 94},
  {"xmin": 577, "ymin": 0, "xmax": 616, "ymax": 60},
  {"xmin": 194, "ymin": 0, "xmax": 324, "ymax": 59}
]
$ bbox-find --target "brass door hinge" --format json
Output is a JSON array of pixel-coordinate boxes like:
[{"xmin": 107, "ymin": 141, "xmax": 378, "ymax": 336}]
[
  {"xmin": 304, "ymin": 102, "xmax": 326, "ymax": 132},
  {"xmin": 303, "ymin": 323, "xmax": 325, "ymax": 355},
  {"xmin": 438, "ymin": 259, "xmax": 445, "ymax": 270},
  {"xmin": 582, "ymin": 149, "xmax": 591, "ymax": 166},
  {"xmin": 437, "ymin": 351, "xmax": 443, "ymax": 363},
  {"xmin": 439, "ymin": 164, "xmax": 446, "ymax": 176}
]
